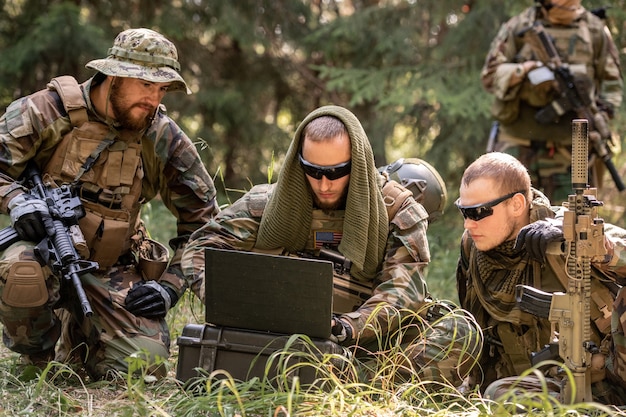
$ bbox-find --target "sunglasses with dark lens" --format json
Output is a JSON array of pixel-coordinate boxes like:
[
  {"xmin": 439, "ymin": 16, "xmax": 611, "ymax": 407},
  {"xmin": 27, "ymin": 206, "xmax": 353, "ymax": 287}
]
[
  {"xmin": 299, "ymin": 154, "xmax": 352, "ymax": 180},
  {"xmin": 455, "ymin": 190, "xmax": 525, "ymax": 221}
]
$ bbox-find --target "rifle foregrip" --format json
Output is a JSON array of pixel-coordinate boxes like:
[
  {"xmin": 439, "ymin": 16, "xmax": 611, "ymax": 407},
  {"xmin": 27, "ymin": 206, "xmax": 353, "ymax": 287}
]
[{"xmin": 516, "ymin": 284, "xmax": 552, "ymax": 319}]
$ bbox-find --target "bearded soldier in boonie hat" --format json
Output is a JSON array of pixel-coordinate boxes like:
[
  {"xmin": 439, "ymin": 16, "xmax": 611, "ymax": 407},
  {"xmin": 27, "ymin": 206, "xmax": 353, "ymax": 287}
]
[
  {"xmin": 86, "ymin": 28, "xmax": 191, "ymax": 94},
  {"xmin": 0, "ymin": 26, "xmax": 219, "ymax": 380}
]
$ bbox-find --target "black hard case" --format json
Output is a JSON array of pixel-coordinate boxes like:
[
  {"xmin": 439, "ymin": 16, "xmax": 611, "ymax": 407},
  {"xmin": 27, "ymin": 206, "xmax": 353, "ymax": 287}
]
[{"xmin": 176, "ymin": 323, "xmax": 346, "ymax": 384}]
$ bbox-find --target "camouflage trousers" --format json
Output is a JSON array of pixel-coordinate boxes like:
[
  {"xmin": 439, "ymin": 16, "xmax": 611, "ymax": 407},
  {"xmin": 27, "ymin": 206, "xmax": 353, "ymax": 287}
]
[
  {"xmin": 0, "ymin": 242, "xmax": 170, "ymax": 379},
  {"xmin": 349, "ymin": 302, "xmax": 483, "ymax": 387}
]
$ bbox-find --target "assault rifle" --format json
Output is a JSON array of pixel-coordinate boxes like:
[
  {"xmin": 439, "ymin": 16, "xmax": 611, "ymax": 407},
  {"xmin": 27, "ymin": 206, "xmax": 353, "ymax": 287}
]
[
  {"xmin": 0, "ymin": 163, "xmax": 98, "ymax": 316},
  {"xmin": 518, "ymin": 22, "xmax": 625, "ymax": 191},
  {"xmin": 517, "ymin": 119, "xmax": 606, "ymax": 403}
]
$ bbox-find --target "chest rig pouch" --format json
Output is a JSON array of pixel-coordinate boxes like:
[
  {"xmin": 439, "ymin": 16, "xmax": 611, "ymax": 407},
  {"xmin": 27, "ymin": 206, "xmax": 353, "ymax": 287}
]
[{"xmin": 44, "ymin": 76, "xmax": 144, "ymax": 270}]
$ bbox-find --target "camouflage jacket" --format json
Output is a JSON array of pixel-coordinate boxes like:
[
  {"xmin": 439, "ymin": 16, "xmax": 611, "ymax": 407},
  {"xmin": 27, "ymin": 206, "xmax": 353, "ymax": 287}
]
[
  {"xmin": 182, "ymin": 181, "xmax": 433, "ymax": 344},
  {"xmin": 0, "ymin": 76, "xmax": 219, "ymax": 295},
  {"xmin": 481, "ymin": 6, "xmax": 623, "ymax": 143}
]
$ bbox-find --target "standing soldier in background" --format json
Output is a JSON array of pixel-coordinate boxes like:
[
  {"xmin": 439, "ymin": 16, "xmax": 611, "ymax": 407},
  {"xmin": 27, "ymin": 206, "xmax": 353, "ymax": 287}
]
[
  {"xmin": 0, "ymin": 28, "xmax": 219, "ymax": 379},
  {"xmin": 481, "ymin": 0, "xmax": 623, "ymax": 202}
]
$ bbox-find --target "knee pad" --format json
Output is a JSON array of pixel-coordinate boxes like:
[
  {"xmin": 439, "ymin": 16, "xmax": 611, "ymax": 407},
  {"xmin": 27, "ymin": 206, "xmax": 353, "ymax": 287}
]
[{"xmin": 2, "ymin": 260, "xmax": 48, "ymax": 307}]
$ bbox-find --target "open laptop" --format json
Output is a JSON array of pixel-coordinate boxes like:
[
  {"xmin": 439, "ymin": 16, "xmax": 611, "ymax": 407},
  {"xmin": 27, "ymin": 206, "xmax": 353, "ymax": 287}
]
[{"xmin": 204, "ymin": 247, "xmax": 334, "ymax": 339}]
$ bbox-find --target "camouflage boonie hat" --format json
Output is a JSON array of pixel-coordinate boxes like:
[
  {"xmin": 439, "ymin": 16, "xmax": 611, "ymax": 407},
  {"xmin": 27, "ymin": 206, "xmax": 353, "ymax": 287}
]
[{"xmin": 86, "ymin": 28, "xmax": 190, "ymax": 94}]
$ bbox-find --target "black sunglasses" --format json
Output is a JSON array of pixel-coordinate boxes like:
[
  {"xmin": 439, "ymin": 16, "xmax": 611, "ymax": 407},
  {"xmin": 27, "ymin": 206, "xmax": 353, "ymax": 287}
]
[
  {"xmin": 299, "ymin": 154, "xmax": 352, "ymax": 180},
  {"xmin": 455, "ymin": 190, "xmax": 525, "ymax": 221}
]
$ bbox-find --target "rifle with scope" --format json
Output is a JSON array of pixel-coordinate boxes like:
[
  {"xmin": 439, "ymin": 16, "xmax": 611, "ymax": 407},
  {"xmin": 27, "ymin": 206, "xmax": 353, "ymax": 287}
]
[
  {"xmin": 0, "ymin": 163, "xmax": 98, "ymax": 317},
  {"xmin": 516, "ymin": 119, "xmax": 606, "ymax": 403}
]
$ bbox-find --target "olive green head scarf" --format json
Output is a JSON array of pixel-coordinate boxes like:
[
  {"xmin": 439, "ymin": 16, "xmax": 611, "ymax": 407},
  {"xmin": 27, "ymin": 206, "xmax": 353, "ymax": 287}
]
[{"xmin": 255, "ymin": 105, "xmax": 389, "ymax": 280}]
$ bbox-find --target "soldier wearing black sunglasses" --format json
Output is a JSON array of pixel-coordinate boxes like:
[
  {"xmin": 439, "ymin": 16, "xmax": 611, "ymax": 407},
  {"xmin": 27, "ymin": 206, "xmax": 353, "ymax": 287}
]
[
  {"xmin": 298, "ymin": 154, "xmax": 351, "ymax": 181},
  {"xmin": 455, "ymin": 190, "xmax": 525, "ymax": 222},
  {"xmin": 456, "ymin": 152, "xmax": 626, "ymax": 404},
  {"xmin": 183, "ymin": 105, "xmax": 482, "ymax": 386}
]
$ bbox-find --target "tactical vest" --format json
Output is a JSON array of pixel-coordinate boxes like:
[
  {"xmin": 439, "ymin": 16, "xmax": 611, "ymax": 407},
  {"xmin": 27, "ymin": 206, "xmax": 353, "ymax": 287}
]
[
  {"xmin": 516, "ymin": 12, "xmax": 599, "ymax": 107},
  {"xmin": 494, "ymin": 8, "xmax": 607, "ymax": 142},
  {"xmin": 43, "ymin": 76, "xmax": 144, "ymax": 269}
]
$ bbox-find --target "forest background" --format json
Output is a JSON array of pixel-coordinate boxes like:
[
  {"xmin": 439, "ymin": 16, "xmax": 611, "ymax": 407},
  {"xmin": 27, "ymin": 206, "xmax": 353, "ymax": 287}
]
[{"xmin": 2, "ymin": 0, "xmax": 626, "ymax": 304}]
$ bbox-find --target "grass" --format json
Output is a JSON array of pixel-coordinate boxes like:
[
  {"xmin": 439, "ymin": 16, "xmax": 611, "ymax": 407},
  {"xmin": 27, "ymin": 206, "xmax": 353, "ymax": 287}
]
[
  {"xmin": 2, "ymin": 153, "xmax": 626, "ymax": 416},
  {"xmin": 0, "ymin": 294, "xmax": 624, "ymax": 416}
]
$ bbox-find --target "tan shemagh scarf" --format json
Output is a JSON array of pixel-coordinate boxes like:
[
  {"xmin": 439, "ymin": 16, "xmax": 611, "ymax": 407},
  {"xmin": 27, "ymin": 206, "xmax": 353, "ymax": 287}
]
[{"xmin": 255, "ymin": 105, "xmax": 388, "ymax": 281}]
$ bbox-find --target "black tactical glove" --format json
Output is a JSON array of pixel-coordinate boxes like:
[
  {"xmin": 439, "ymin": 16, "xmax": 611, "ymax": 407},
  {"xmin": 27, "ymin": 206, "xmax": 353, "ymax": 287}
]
[
  {"xmin": 514, "ymin": 219, "xmax": 564, "ymax": 263},
  {"xmin": 330, "ymin": 315, "xmax": 353, "ymax": 344},
  {"xmin": 125, "ymin": 281, "xmax": 179, "ymax": 319},
  {"xmin": 8, "ymin": 193, "xmax": 55, "ymax": 242}
]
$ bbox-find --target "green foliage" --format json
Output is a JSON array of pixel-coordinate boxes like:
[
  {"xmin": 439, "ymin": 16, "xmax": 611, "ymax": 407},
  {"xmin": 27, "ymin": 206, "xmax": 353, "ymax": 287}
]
[
  {"xmin": 2, "ymin": 0, "xmax": 626, "ymax": 194},
  {"xmin": 0, "ymin": 302, "xmax": 622, "ymax": 415},
  {"xmin": 1, "ymin": 1, "xmax": 626, "ymax": 412},
  {"xmin": 0, "ymin": 2, "xmax": 105, "ymax": 106}
]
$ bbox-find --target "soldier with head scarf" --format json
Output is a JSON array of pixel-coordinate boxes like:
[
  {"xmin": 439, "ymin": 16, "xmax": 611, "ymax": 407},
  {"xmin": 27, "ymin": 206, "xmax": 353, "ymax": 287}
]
[
  {"xmin": 456, "ymin": 152, "xmax": 626, "ymax": 405},
  {"xmin": 0, "ymin": 28, "xmax": 219, "ymax": 379},
  {"xmin": 182, "ymin": 105, "xmax": 481, "ymax": 386}
]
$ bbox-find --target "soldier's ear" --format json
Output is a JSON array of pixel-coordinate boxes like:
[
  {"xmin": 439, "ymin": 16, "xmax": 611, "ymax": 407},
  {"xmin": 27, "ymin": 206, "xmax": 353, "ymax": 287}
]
[{"xmin": 510, "ymin": 193, "xmax": 527, "ymax": 216}]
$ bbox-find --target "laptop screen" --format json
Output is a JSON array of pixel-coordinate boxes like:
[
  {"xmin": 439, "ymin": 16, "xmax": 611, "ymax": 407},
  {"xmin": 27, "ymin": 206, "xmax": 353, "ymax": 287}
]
[{"xmin": 204, "ymin": 248, "xmax": 334, "ymax": 339}]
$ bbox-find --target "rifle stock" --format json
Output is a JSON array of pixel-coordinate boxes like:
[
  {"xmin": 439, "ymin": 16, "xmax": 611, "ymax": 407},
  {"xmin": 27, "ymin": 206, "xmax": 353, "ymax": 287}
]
[{"xmin": 519, "ymin": 22, "xmax": 625, "ymax": 191}]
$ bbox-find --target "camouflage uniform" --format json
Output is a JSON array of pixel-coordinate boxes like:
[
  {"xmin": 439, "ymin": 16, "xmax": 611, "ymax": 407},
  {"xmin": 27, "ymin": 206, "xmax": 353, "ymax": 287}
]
[
  {"xmin": 0, "ymin": 29, "xmax": 218, "ymax": 379},
  {"xmin": 481, "ymin": 5, "xmax": 623, "ymax": 202},
  {"xmin": 457, "ymin": 189, "xmax": 626, "ymax": 404},
  {"xmin": 183, "ymin": 106, "xmax": 481, "ymax": 386}
]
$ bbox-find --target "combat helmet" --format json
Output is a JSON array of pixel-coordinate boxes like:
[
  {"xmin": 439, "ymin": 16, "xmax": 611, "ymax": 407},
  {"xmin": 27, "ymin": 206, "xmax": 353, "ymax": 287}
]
[
  {"xmin": 86, "ymin": 28, "xmax": 190, "ymax": 94},
  {"xmin": 379, "ymin": 158, "xmax": 447, "ymax": 222}
]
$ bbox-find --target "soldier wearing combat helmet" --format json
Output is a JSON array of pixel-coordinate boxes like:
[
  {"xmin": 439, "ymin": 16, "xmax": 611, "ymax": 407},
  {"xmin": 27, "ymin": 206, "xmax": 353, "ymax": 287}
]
[{"xmin": 0, "ymin": 28, "xmax": 219, "ymax": 379}]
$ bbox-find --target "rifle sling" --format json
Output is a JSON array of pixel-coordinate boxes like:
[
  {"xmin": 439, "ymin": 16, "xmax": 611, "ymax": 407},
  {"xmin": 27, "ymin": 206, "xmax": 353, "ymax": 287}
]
[{"xmin": 73, "ymin": 133, "xmax": 116, "ymax": 183}]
